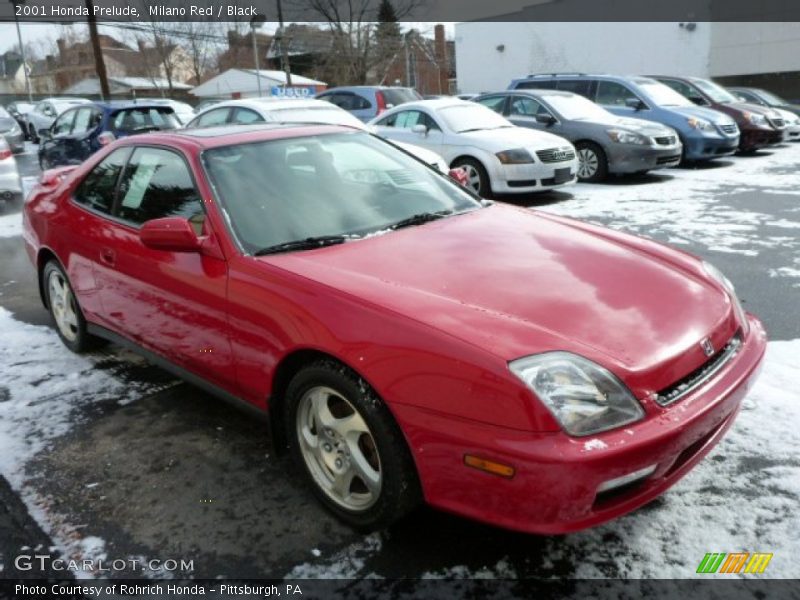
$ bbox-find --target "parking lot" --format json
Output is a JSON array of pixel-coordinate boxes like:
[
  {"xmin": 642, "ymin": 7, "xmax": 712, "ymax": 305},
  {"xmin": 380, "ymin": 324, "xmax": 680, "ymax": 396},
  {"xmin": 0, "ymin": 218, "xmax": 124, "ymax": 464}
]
[{"xmin": 0, "ymin": 140, "xmax": 798, "ymax": 583}]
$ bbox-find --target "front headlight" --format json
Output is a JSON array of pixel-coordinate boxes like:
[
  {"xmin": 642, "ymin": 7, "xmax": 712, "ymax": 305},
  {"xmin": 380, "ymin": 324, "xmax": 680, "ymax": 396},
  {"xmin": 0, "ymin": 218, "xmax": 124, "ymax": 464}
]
[
  {"xmin": 743, "ymin": 111, "xmax": 768, "ymax": 127},
  {"xmin": 606, "ymin": 129, "xmax": 648, "ymax": 145},
  {"xmin": 702, "ymin": 261, "xmax": 749, "ymax": 334},
  {"xmin": 509, "ymin": 352, "xmax": 645, "ymax": 436},
  {"xmin": 495, "ymin": 148, "xmax": 535, "ymax": 164},
  {"xmin": 686, "ymin": 117, "xmax": 715, "ymax": 132}
]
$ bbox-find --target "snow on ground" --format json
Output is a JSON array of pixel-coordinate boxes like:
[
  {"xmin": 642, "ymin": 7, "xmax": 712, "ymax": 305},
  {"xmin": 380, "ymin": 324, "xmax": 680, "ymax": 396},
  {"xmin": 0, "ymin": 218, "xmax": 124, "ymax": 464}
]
[
  {"xmin": 0, "ymin": 211, "xmax": 21, "ymax": 239},
  {"xmin": 0, "ymin": 307, "xmax": 176, "ymax": 578}
]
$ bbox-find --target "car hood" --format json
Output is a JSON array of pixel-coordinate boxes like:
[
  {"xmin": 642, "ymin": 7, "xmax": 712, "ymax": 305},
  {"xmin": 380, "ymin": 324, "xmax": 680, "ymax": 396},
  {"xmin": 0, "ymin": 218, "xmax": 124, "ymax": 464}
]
[
  {"xmin": 267, "ymin": 204, "xmax": 736, "ymax": 398},
  {"xmin": 669, "ymin": 105, "xmax": 735, "ymax": 125},
  {"xmin": 720, "ymin": 101, "xmax": 781, "ymax": 118},
  {"xmin": 457, "ymin": 126, "xmax": 572, "ymax": 151},
  {"xmin": 608, "ymin": 116, "xmax": 675, "ymax": 136}
]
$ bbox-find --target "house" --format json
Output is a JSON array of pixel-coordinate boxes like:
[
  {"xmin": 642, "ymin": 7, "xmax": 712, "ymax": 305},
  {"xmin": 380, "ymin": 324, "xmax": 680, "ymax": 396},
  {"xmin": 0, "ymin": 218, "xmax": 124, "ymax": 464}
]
[
  {"xmin": 381, "ymin": 25, "xmax": 456, "ymax": 95},
  {"xmin": 0, "ymin": 51, "xmax": 29, "ymax": 94},
  {"xmin": 190, "ymin": 68, "xmax": 326, "ymax": 100}
]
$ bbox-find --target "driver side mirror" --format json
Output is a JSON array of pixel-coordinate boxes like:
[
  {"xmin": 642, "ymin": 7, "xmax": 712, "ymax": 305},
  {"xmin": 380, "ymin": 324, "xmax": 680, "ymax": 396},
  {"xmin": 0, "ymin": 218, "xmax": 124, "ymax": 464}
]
[
  {"xmin": 411, "ymin": 124, "xmax": 428, "ymax": 136},
  {"xmin": 624, "ymin": 98, "xmax": 647, "ymax": 111},
  {"xmin": 535, "ymin": 113, "xmax": 557, "ymax": 125},
  {"xmin": 688, "ymin": 95, "xmax": 709, "ymax": 106},
  {"xmin": 140, "ymin": 217, "xmax": 200, "ymax": 253},
  {"xmin": 39, "ymin": 128, "xmax": 52, "ymax": 141}
]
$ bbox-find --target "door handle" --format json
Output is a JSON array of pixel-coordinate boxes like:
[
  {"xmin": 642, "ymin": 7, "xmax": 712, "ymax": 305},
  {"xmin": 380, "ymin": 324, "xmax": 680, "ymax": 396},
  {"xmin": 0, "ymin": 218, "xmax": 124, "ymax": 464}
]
[{"xmin": 100, "ymin": 248, "xmax": 116, "ymax": 266}]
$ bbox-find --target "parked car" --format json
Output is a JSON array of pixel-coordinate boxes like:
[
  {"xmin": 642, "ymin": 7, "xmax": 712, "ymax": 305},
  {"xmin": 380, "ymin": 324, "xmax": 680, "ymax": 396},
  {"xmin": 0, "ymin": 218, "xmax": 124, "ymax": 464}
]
[
  {"xmin": 0, "ymin": 138, "xmax": 22, "ymax": 203},
  {"xmin": 0, "ymin": 105, "xmax": 25, "ymax": 153},
  {"xmin": 185, "ymin": 97, "xmax": 451, "ymax": 174},
  {"xmin": 135, "ymin": 98, "xmax": 195, "ymax": 125},
  {"xmin": 774, "ymin": 108, "xmax": 800, "ymax": 141},
  {"xmin": 26, "ymin": 97, "xmax": 91, "ymax": 143},
  {"xmin": 369, "ymin": 98, "xmax": 578, "ymax": 196},
  {"xmin": 194, "ymin": 98, "xmax": 224, "ymax": 112},
  {"xmin": 316, "ymin": 86, "xmax": 422, "ymax": 122},
  {"xmin": 728, "ymin": 86, "xmax": 800, "ymax": 118},
  {"xmin": 509, "ymin": 74, "xmax": 740, "ymax": 162},
  {"xmin": 652, "ymin": 76, "xmax": 784, "ymax": 152},
  {"xmin": 7, "ymin": 101, "xmax": 34, "ymax": 139},
  {"xmin": 38, "ymin": 101, "xmax": 181, "ymax": 170},
  {"xmin": 475, "ymin": 90, "xmax": 682, "ymax": 182},
  {"xmin": 23, "ymin": 124, "xmax": 766, "ymax": 534}
]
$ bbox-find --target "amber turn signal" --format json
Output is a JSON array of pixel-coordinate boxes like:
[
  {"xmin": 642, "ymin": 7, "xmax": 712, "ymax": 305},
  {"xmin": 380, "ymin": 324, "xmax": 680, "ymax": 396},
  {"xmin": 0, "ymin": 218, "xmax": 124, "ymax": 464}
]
[{"xmin": 463, "ymin": 454, "xmax": 515, "ymax": 479}]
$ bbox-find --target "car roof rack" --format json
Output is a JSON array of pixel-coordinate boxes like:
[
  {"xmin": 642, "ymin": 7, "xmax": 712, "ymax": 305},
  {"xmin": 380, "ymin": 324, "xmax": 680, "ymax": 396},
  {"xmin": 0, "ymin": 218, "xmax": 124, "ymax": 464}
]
[{"xmin": 524, "ymin": 73, "xmax": 588, "ymax": 78}]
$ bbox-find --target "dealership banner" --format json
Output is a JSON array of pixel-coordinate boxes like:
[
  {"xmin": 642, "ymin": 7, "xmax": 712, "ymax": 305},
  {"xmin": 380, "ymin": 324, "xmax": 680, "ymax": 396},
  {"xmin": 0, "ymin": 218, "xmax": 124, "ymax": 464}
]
[{"xmin": 1, "ymin": 0, "xmax": 800, "ymax": 22}]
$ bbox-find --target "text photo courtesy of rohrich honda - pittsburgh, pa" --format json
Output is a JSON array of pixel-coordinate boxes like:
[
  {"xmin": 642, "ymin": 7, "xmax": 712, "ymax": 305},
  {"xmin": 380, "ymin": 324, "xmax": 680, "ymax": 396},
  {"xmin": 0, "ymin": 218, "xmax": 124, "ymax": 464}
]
[{"xmin": 0, "ymin": 1, "xmax": 799, "ymax": 599}]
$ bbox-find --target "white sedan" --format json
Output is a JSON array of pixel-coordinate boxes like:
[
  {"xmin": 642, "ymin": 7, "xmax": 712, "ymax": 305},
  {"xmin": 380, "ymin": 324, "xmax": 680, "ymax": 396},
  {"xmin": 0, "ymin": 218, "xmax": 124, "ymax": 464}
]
[
  {"xmin": 368, "ymin": 98, "xmax": 579, "ymax": 196},
  {"xmin": 776, "ymin": 108, "xmax": 800, "ymax": 141},
  {"xmin": 185, "ymin": 97, "xmax": 449, "ymax": 173}
]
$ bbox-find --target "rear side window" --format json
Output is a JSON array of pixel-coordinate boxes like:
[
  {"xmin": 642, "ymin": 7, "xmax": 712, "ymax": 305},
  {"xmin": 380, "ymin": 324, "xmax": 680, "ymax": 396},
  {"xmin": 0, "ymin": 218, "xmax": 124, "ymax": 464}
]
[
  {"xmin": 323, "ymin": 93, "xmax": 371, "ymax": 111},
  {"xmin": 556, "ymin": 80, "xmax": 592, "ymax": 98},
  {"xmin": 194, "ymin": 107, "xmax": 231, "ymax": 128},
  {"xmin": 595, "ymin": 81, "xmax": 639, "ymax": 106},
  {"xmin": 514, "ymin": 80, "xmax": 557, "ymax": 90},
  {"xmin": 115, "ymin": 147, "xmax": 203, "ymax": 228},
  {"xmin": 112, "ymin": 108, "xmax": 180, "ymax": 133},
  {"xmin": 73, "ymin": 148, "xmax": 130, "ymax": 214},
  {"xmin": 230, "ymin": 108, "xmax": 265, "ymax": 124}
]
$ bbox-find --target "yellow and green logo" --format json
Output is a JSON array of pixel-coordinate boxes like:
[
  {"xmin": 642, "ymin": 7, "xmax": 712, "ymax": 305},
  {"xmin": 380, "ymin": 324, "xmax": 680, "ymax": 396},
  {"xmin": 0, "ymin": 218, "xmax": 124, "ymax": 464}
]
[{"xmin": 697, "ymin": 552, "xmax": 773, "ymax": 574}]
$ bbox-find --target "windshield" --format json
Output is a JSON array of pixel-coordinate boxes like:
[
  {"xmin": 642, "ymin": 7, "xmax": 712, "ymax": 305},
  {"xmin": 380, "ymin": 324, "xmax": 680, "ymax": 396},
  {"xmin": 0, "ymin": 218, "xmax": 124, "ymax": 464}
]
[
  {"xmin": 755, "ymin": 89, "xmax": 788, "ymax": 105},
  {"xmin": 203, "ymin": 132, "xmax": 479, "ymax": 254},
  {"xmin": 112, "ymin": 107, "xmax": 180, "ymax": 132},
  {"xmin": 542, "ymin": 93, "xmax": 613, "ymax": 121},
  {"xmin": 438, "ymin": 104, "xmax": 513, "ymax": 132},
  {"xmin": 269, "ymin": 106, "xmax": 365, "ymax": 129},
  {"xmin": 637, "ymin": 82, "xmax": 693, "ymax": 107},
  {"xmin": 382, "ymin": 88, "xmax": 422, "ymax": 106},
  {"xmin": 692, "ymin": 79, "xmax": 738, "ymax": 104}
]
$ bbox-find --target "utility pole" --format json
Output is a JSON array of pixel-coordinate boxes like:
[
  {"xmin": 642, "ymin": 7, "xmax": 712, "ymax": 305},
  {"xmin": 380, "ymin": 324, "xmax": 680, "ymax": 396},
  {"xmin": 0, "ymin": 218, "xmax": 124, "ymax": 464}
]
[
  {"xmin": 85, "ymin": 0, "xmax": 110, "ymax": 100},
  {"xmin": 276, "ymin": 0, "xmax": 292, "ymax": 86},
  {"xmin": 10, "ymin": 0, "xmax": 33, "ymax": 102},
  {"xmin": 250, "ymin": 14, "xmax": 266, "ymax": 96}
]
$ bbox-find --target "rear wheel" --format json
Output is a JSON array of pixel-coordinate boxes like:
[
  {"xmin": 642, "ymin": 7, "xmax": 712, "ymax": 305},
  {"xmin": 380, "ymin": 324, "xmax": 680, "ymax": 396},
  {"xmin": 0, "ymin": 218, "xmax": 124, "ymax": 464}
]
[
  {"xmin": 285, "ymin": 360, "xmax": 421, "ymax": 530},
  {"xmin": 43, "ymin": 261, "xmax": 104, "ymax": 353},
  {"xmin": 575, "ymin": 142, "xmax": 608, "ymax": 182},
  {"xmin": 452, "ymin": 157, "xmax": 490, "ymax": 197}
]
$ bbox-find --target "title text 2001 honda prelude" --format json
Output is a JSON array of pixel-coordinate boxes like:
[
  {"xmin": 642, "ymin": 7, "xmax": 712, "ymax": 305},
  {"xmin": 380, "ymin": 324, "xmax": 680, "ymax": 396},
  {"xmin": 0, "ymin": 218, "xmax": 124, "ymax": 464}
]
[{"xmin": 23, "ymin": 124, "xmax": 766, "ymax": 533}]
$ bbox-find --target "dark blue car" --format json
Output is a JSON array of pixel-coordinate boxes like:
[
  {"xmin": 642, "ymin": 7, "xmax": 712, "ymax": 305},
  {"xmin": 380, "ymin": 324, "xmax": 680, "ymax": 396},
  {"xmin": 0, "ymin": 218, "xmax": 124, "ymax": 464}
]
[{"xmin": 38, "ymin": 101, "xmax": 180, "ymax": 170}]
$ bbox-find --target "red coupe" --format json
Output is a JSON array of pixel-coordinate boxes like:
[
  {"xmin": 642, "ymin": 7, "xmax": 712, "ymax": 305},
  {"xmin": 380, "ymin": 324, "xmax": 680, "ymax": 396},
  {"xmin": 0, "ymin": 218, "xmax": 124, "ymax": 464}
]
[{"xmin": 23, "ymin": 124, "xmax": 766, "ymax": 533}]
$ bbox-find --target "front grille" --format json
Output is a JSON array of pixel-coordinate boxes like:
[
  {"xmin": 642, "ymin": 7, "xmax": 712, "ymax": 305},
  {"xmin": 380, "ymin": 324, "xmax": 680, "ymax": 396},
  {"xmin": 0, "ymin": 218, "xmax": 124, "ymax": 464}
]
[
  {"xmin": 769, "ymin": 117, "xmax": 785, "ymax": 129},
  {"xmin": 720, "ymin": 124, "xmax": 738, "ymax": 135},
  {"xmin": 655, "ymin": 333, "xmax": 742, "ymax": 406},
  {"xmin": 654, "ymin": 135, "xmax": 677, "ymax": 146},
  {"xmin": 536, "ymin": 147, "xmax": 576, "ymax": 163},
  {"xmin": 657, "ymin": 155, "xmax": 681, "ymax": 165}
]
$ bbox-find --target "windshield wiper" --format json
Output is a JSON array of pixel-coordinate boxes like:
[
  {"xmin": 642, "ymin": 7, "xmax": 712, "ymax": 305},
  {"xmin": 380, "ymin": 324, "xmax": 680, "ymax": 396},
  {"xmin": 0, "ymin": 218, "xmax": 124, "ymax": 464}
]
[
  {"xmin": 254, "ymin": 235, "xmax": 349, "ymax": 256},
  {"xmin": 389, "ymin": 210, "xmax": 453, "ymax": 230}
]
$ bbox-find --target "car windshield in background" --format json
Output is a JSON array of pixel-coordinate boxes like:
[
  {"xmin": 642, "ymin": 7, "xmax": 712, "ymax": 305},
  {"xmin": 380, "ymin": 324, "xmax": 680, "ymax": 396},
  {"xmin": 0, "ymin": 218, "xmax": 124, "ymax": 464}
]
[
  {"xmin": 202, "ymin": 132, "xmax": 478, "ymax": 254},
  {"xmin": 755, "ymin": 89, "xmax": 788, "ymax": 105},
  {"xmin": 693, "ymin": 79, "xmax": 738, "ymax": 104},
  {"xmin": 543, "ymin": 93, "xmax": 614, "ymax": 121},
  {"xmin": 637, "ymin": 82, "xmax": 693, "ymax": 107},
  {"xmin": 382, "ymin": 88, "xmax": 422, "ymax": 106},
  {"xmin": 270, "ymin": 107, "xmax": 365, "ymax": 129},
  {"xmin": 52, "ymin": 101, "xmax": 86, "ymax": 114},
  {"xmin": 112, "ymin": 108, "xmax": 180, "ymax": 133},
  {"xmin": 438, "ymin": 104, "xmax": 514, "ymax": 132}
]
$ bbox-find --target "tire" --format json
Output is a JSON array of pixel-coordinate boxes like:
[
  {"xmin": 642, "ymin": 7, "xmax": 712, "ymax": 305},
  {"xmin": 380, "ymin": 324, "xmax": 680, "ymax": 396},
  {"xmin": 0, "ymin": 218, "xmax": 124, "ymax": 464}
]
[
  {"xmin": 29, "ymin": 124, "xmax": 38, "ymax": 145},
  {"xmin": 284, "ymin": 360, "xmax": 421, "ymax": 531},
  {"xmin": 575, "ymin": 141, "xmax": 608, "ymax": 182},
  {"xmin": 452, "ymin": 157, "xmax": 490, "ymax": 197},
  {"xmin": 42, "ymin": 261, "xmax": 104, "ymax": 353}
]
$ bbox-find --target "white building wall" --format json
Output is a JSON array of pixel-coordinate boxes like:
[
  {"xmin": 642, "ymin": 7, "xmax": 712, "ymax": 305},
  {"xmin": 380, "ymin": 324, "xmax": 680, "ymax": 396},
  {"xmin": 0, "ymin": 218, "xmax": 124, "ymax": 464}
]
[
  {"xmin": 455, "ymin": 22, "xmax": 712, "ymax": 93},
  {"xmin": 710, "ymin": 22, "xmax": 800, "ymax": 76}
]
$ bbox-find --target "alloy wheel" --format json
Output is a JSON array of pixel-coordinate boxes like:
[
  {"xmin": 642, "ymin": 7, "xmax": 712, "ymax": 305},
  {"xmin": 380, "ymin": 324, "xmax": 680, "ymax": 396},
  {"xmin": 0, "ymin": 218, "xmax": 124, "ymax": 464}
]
[
  {"xmin": 577, "ymin": 148, "xmax": 599, "ymax": 180},
  {"xmin": 462, "ymin": 164, "xmax": 483, "ymax": 193},
  {"xmin": 296, "ymin": 386, "xmax": 382, "ymax": 511},
  {"xmin": 48, "ymin": 270, "xmax": 79, "ymax": 342}
]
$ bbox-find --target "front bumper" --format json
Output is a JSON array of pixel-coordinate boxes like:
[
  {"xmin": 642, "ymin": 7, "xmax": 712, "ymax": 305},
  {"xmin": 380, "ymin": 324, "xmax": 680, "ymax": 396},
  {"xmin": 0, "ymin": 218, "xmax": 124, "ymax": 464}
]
[
  {"xmin": 683, "ymin": 132, "xmax": 740, "ymax": 161},
  {"xmin": 490, "ymin": 157, "xmax": 579, "ymax": 194},
  {"xmin": 782, "ymin": 124, "xmax": 800, "ymax": 141},
  {"xmin": 739, "ymin": 127, "xmax": 783, "ymax": 151},
  {"xmin": 395, "ymin": 315, "xmax": 767, "ymax": 534},
  {"xmin": 607, "ymin": 142, "xmax": 682, "ymax": 174}
]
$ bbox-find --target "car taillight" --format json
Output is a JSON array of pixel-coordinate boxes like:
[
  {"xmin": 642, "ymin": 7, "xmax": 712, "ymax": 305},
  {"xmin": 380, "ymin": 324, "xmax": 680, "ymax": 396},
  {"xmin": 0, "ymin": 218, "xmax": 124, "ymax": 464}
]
[
  {"xmin": 98, "ymin": 132, "xmax": 116, "ymax": 146},
  {"xmin": 0, "ymin": 149, "xmax": 12, "ymax": 161},
  {"xmin": 375, "ymin": 91, "xmax": 387, "ymax": 115}
]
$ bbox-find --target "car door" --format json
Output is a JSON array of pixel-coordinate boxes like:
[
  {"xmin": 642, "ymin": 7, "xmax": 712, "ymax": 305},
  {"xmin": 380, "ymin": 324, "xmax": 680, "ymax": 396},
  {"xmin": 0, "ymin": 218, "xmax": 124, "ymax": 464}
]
[
  {"xmin": 96, "ymin": 146, "xmax": 236, "ymax": 390},
  {"xmin": 39, "ymin": 108, "xmax": 77, "ymax": 168}
]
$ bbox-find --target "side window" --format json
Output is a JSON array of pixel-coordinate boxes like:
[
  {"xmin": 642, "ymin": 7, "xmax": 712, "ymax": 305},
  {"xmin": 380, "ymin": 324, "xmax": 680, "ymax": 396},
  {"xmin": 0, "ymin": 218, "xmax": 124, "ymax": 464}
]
[
  {"xmin": 476, "ymin": 95, "xmax": 507, "ymax": 113},
  {"xmin": 423, "ymin": 113, "xmax": 441, "ymax": 131},
  {"xmin": 515, "ymin": 80, "xmax": 556, "ymax": 90},
  {"xmin": 595, "ymin": 81, "xmax": 640, "ymax": 106},
  {"xmin": 509, "ymin": 96, "xmax": 545, "ymax": 117},
  {"xmin": 72, "ymin": 107, "xmax": 98, "ymax": 134},
  {"xmin": 393, "ymin": 110, "xmax": 427, "ymax": 129},
  {"xmin": 556, "ymin": 80, "xmax": 591, "ymax": 98},
  {"xmin": 231, "ymin": 108, "xmax": 265, "ymax": 124},
  {"xmin": 73, "ymin": 148, "xmax": 130, "ymax": 214},
  {"xmin": 195, "ymin": 108, "xmax": 231, "ymax": 128},
  {"xmin": 735, "ymin": 90, "xmax": 759, "ymax": 103},
  {"xmin": 376, "ymin": 113, "xmax": 397, "ymax": 127},
  {"xmin": 115, "ymin": 148, "xmax": 203, "ymax": 230},
  {"xmin": 351, "ymin": 94, "xmax": 372, "ymax": 110},
  {"xmin": 52, "ymin": 110, "xmax": 76, "ymax": 136}
]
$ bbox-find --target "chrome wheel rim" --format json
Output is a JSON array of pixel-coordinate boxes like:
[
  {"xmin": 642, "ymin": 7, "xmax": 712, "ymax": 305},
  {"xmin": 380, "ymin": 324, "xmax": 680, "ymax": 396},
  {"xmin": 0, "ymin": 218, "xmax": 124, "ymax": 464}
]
[
  {"xmin": 577, "ymin": 148, "xmax": 599, "ymax": 179},
  {"xmin": 48, "ymin": 270, "xmax": 78, "ymax": 342},
  {"xmin": 461, "ymin": 164, "xmax": 482, "ymax": 193},
  {"xmin": 296, "ymin": 386, "xmax": 382, "ymax": 511}
]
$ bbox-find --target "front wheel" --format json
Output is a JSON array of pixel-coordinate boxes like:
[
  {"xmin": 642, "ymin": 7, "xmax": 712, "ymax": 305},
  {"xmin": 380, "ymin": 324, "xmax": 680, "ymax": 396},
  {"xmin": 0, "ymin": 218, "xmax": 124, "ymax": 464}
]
[
  {"xmin": 575, "ymin": 141, "xmax": 608, "ymax": 182},
  {"xmin": 452, "ymin": 157, "xmax": 490, "ymax": 197},
  {"xmin": 285, "ymin": 360, "xmax": 421, "ymax": 531}
]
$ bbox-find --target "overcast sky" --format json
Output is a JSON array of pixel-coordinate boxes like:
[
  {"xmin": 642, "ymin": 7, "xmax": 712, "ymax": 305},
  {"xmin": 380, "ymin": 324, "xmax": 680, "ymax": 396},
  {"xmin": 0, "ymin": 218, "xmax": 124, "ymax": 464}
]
[{"xmin": 0, "ymin": 22, "xmax": 456, "ymax": 55}]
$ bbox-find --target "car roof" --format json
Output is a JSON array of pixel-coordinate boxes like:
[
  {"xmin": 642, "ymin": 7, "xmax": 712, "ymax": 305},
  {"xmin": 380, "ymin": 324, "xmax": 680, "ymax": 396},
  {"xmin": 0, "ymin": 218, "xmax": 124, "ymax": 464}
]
[
  {"xmin": 118, "ymin": 122, "xmax": 356, "ymax": 151},
  {"xmin": 95, "ymin": 101, "xmax": 176, "ymax": 111},
  {"xmin": 483, "ymin": 89, "xmax": 575, "ymax": 98},
  {"xmin": 200, "ymin": 97, "xmax": 333, "ymax": 112},
  {"xmin": 386, "ymin": 98, "xmax": 471, "ymax": 111}
]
